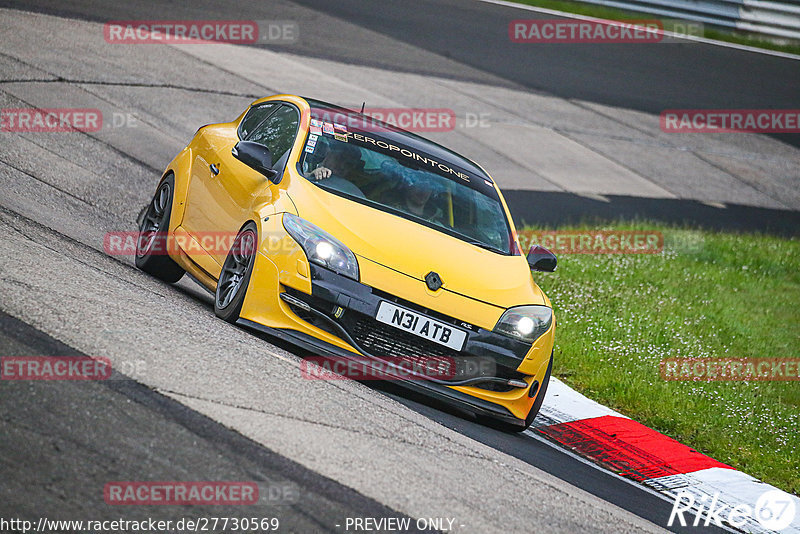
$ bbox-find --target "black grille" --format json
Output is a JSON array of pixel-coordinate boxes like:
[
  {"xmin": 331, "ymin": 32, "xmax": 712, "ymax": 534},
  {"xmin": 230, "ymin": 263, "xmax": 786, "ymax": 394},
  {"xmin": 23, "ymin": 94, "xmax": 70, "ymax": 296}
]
[
  {"xmin": 345, "ymin": 312, "xmax": 457, "ymax": 360},
  {"xmin": 340, "ymin": 312, "xmax": 524, "ymax": 389},
  {"xmin": 281, "ymin": 287, "xmax": 526, "ymax": 392}
]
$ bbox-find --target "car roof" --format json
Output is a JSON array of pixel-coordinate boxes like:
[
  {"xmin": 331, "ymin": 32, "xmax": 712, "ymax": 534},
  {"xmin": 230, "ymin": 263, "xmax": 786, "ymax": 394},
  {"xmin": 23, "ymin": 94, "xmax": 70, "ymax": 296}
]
[{"xmin": 302, "ymin": 97, "xmax": 493, "ymax": 182}]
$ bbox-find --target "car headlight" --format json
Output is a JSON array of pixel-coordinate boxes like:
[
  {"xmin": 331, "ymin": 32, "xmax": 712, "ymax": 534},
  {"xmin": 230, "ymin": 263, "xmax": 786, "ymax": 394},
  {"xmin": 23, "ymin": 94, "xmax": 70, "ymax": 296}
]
[
  {"xmin": 283, "ymin": 213, "xmax": 359, "ymax": 280},
  {"xmin": 494, "ymin": 305, "xmax": 552, "ymax": 343}
]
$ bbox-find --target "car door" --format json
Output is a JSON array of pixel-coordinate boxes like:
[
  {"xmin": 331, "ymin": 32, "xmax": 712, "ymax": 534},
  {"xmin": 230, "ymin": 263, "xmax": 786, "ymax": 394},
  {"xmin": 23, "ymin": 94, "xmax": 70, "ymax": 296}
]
[{"xmin": 182, "ymin": 103, "xmax": 298, "ymax": 273}]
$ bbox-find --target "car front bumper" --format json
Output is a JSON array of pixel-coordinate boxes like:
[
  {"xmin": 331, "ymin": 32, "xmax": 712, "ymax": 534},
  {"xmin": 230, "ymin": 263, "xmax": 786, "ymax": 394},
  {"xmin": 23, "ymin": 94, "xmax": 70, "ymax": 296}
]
[{"xmin": 239, "ymin": 233, "xmax": 554, "ymax": 422}]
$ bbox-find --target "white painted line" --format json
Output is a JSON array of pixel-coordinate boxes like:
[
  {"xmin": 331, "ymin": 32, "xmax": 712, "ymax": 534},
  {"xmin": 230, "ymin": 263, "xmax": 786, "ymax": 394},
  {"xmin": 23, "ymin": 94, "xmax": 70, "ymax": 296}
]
[{"xmin": 476, "ymin": 0, "xmax": 800, "ymax": 61}]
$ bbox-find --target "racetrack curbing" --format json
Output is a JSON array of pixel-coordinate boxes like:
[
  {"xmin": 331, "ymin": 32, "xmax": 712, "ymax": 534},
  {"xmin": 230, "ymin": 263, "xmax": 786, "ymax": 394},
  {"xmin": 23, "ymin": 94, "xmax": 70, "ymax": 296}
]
[{"xmin": 531, "ymin": 378, "xmax": 800, "ymax": 533}]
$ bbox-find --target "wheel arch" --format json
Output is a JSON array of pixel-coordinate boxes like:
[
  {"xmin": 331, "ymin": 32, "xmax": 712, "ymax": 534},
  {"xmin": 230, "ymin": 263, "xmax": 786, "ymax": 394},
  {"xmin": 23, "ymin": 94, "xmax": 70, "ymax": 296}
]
[{"xmin": 160, "ymin": 147, "xmax": 193, "ymax": 233}]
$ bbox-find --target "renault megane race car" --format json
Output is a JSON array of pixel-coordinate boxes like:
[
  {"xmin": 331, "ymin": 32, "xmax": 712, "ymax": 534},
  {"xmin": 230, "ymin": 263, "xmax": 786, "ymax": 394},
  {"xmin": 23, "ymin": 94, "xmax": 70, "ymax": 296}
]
[{"xmin": 135, "ymin": 94, "xmax": 557, "ymax": 431}]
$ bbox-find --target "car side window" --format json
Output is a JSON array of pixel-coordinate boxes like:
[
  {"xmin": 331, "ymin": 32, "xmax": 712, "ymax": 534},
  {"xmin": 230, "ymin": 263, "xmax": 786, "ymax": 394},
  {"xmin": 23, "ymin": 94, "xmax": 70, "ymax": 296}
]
[
  {"xmin": 238, "ymin": 102, "xmax": 278, "ymax": 139},
  {"xmin": 245, "ymin": 104, "xmax": 300, "ymax": 167}
]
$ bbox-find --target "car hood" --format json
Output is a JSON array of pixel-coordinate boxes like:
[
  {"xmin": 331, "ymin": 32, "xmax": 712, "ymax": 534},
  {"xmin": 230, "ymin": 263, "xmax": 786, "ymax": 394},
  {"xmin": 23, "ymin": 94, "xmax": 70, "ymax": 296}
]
[{"xmin": 286, "ymin": 181, "xmax": 545, "ymax": 309}]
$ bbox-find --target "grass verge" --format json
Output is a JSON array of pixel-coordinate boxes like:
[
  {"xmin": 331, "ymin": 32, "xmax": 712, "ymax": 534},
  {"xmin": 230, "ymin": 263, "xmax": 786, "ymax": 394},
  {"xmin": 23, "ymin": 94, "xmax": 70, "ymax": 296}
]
[
  {"xmin": 523, "ymin": 222, "xmax": 799, "ymax": 494},
  {"xmin": 508, "ymin": 0, "xmax": 800, "ymax": 55}
]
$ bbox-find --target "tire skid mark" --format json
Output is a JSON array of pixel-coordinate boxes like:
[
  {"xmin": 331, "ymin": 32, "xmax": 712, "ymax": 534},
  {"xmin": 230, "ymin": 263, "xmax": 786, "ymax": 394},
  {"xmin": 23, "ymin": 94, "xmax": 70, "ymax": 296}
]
[
  {"xmin": 0, "ymin": 205, "xmax": 168, "ymax": 298},
  {"xmin": 162, "ymin": 388, "xmax": 496, "ymax": 461}
]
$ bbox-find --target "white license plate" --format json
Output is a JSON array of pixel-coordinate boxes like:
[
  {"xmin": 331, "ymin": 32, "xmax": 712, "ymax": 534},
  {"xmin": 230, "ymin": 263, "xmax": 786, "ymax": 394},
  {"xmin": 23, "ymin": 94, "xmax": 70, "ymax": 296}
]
[{"xmin": 375, "ymin": 301, "xmax": 467, "ymax": 351}]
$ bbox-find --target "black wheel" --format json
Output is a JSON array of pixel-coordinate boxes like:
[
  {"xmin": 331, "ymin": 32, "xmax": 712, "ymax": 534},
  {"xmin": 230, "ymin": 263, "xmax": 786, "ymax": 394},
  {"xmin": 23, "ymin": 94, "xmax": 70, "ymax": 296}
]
[
  {"xmin": 483, "ymin": 351, "xmax": 553, "ymax": 433},
  {"xmin": 135, "ymin": 174, "xmax": 185, "ymax": 283},
  {"xmin": 215, "ymin": 222, "xmax": 258, "ymax": 323}
]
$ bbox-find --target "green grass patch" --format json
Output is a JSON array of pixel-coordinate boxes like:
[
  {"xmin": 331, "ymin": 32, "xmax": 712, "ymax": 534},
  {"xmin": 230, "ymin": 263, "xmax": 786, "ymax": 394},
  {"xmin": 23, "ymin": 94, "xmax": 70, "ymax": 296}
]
[
  {"xmin": 524, "ymin": 221, "xmax": 800, "ymax": 494},
  {"xmin": 509, "ymin": 0, "xmax": 800, "ymax": 55}
]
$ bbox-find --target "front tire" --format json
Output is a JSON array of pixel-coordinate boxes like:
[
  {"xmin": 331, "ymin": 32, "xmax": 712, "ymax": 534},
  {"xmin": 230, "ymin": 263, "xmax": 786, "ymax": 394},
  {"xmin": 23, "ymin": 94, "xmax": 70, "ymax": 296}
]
[
  {"xmin": 135, "ymin": 174, "xmax": 185, "ymax": 283},
  {"xmin": 215, "ymin": 222, "xmax": 258, "ymax": 323}
]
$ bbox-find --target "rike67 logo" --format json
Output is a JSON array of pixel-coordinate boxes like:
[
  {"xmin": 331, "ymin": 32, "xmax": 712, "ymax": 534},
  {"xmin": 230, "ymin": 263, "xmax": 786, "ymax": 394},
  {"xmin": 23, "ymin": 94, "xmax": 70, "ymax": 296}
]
[{"xmin": 669, "ymin": 489, "xmax": 797, "ymax": 530}]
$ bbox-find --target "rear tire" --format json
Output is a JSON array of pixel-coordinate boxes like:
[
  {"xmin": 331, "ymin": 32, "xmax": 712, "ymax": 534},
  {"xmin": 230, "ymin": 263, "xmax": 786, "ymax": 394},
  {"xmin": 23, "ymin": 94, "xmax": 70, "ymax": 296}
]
[
  {"xmin": 483, "ymin": 351, "xmax": 553, "ymax": 433},
  {"xmin": 135, "ymin": 174, "xmax": 185, "ymax": 283},
  {"xmin": 214, "ymin": 222, "xmax": 258, "ymax": 323}
]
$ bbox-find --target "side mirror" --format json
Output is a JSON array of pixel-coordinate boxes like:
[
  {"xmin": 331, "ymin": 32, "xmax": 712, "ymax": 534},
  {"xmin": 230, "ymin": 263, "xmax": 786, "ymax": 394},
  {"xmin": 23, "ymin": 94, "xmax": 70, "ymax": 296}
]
[
  {"xmin": 527, "ymin": 245, "xmax": 557, "ymax": 272},
  {"xmin": 232, "ymin": 141, "xmax": 278, "ymax": 182}
]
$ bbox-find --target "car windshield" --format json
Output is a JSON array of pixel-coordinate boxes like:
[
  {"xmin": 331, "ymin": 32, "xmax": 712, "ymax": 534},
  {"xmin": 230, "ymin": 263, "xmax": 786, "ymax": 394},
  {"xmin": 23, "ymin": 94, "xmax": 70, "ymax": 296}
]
[{"xmin": 299, "ymin": 118, "xmax": 513, "ymax": 255}]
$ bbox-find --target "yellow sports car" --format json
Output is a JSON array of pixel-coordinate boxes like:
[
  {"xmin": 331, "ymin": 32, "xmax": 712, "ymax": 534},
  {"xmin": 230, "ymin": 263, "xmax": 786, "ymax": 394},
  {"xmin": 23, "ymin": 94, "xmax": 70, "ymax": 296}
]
[{"xmin": 135, "ymin": 94, "xmax": 557, "ymax": 431}]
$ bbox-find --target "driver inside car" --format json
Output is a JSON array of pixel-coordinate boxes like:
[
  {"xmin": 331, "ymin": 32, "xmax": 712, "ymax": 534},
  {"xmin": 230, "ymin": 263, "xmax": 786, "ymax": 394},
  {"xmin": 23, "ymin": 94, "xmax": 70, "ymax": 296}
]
[
  {"xmin": 382, "ymin": 165, "xmax": 446, "ymax": 225},
  {"xmin": 310, "ymin": 143, "xmax": 363, "ymax": 181}
]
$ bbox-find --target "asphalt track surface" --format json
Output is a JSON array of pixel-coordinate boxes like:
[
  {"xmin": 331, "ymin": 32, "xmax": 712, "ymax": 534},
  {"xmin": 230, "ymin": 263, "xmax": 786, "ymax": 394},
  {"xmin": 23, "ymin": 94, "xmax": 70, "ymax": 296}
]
[
  {"xmin": 0, "ymin": 311, "xmax": 722, "ymax": 533},
  {"xmin": 6, "ymin": 0, "xmax": 799, "ymax": 235},
  {"xmin": 7, "ymin": 0, "xmax": 800, "ymax": 119},
  {"xmin": 0, "ymin": 1, "xmax": 795, "ymax": 533},
  {"xmin": 0, "ymin": 311, "xmax": 420, "ymax": 532}
]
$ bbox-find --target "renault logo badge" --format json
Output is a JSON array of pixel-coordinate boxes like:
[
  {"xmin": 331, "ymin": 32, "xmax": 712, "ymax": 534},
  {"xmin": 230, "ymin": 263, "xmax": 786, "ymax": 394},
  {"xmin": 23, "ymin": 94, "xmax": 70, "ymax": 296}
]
[{"xmin": 425, "ymin": 271, "xmax": 443, "ymax": 291}]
